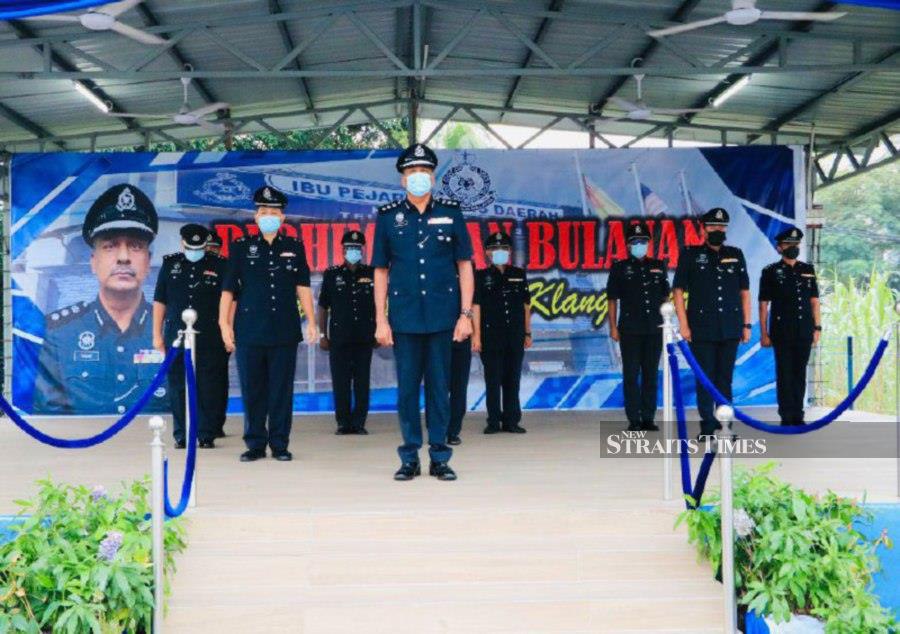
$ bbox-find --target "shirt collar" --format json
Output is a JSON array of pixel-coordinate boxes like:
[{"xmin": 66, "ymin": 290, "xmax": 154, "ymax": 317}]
[{"xmin": 92, "ymin": 295, "xmax": 150, "ymax": 335}]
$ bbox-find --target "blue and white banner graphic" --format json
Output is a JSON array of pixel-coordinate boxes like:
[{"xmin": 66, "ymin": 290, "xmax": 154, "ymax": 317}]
[{"xmin": 9, "ymin": 146, "xmax": 805, "ymax": 416}]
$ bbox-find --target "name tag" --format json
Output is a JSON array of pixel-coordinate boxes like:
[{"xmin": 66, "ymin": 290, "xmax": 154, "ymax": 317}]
[
  {"xmin": 508, "ymin": 278, "xmax": 524, "ymax": 282},
  {"xmin": 203, "ymin": 270, "xmax": 218, "ymax": 277},
  {"xmin": 358, "ymin": 277, "xmax": 373, "ymax": 283},
  {"xmin": 720, "ymin": 258, "xmax": 738, "ymax": 263},
  {"xmin": 801, "ymin": 273, "xmax": 816, "ymax": 278},
  {"xmin": 74, "ymin": 351, "xmax": 99, "ymax": 362},
  {"xmin": 280, "ymin": 252, "xmax": 295, "ymax": 257},
  {"xmin": 427, "ymin": 217, "xmax": 453, "ymax": 225},
  {"xmin": 650, "ymin": 269, "xmax": 663, "ymax": 274}
]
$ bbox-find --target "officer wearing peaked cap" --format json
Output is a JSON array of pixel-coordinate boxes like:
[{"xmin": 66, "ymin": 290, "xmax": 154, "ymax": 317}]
[
  {"xmin": 153, "ymin": 224, "xmax": 230, "ymax": 449},
  {"xmin": 472, "ymin": 230, "xmax": 532, "ymax": 435},
  {"xmin": 318, "ymin": 229, "xmax": 376, "ymax": 435},
  {"xmin": 606, "ymin": 221, "xmax": 670, "ymax": 432},
  {"xmin": 759, "ymin": 227, "xmax": 820, "ymax": 425},
  {"xmin": 34, "ymin": 183, "xmax": 167, "ymax": 415},
  {"xmin": 219, "ymin": 185, "xmax": 318, "ymax": 463},
  {"xmin": 673, "ymin": 207, "xmax": 752, "ymax": 437},
  {"xmin": 205, "ymin": 231, "xmax": 223, "ymax": 257},
  {"xmin": 373, "ymin": 143, "xmax": 475, "ymax": 481}
]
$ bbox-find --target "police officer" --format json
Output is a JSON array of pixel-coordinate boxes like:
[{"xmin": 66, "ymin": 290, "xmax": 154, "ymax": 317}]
[
  {"xmin": 673, "ymin": 207, "xmax": 751, "ymax": 438},
  {"xmin": 152, "ymin": 224, "xmax": 229, "ymax": 449},
  {"xmin": 206, "ymin": 230, "xmax": 230, "ymax": 437},
  {"xmin": 205, "ymin": 232, "xmax": 223, "ymax": 257},
  {"xmin": 318, "ymin": 230, "xmax": 376, "ymax": 435},
  {"xmin": 219, "ymin": 186, "xmax": 318, "ymax": 462},
  {"xmin": 34, "ymin": 184, "xmax": 168, "ymax": 416},
  {"xmin": 472, "ymin": 231, "xmax": 532, "ymax": 434},
  {"xmin": 447, "ymin": 338, "xmax": 471, "ymax": 446},
  {"xmin": 372, "ymin": 143, "xmax": 474, "ymax": 482},
  {"xmin": 759, "ymin": 227, "xmax": 821, "ymax": 425},
  {"xmin": 606, "ymin": 221, "xmax": 670, "ymax": 432}
]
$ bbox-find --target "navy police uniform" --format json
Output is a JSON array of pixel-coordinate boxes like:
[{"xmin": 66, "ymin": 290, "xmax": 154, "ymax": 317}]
[
  {"xmin": 474, "ymin": 231, "xmax": 531, "ymax": 433},
  {"xmin": 319, "ymin": 230, "xmax": 376, "ymax": 434},
  {"xmin": 223, "ymin": 186, "xmax": 311, "ymax": 455},
  {"xmin": 153, "ymin": 224, "xmax": 229, "ymax": 445},
  {"xmin": 372, "ymin": 144, "xmax": 473, "ymax": 468},
  {"xmin": 34, "ymin": 184, "xmax": 166, "ymax": 415},
  {"xmin": 673, "ymin": 208, "xmax": 749, "ymax": 434},
  {"xmin": 447, "ymin": 339, "xmax": 472, "ymax": 443},
  {"xmin": 606, "ymin": 222, "xmax": 670, "ymax": 430},
  {"xmin": 759, "ymin": 227, "xmax": 818, "ymax": 425}
]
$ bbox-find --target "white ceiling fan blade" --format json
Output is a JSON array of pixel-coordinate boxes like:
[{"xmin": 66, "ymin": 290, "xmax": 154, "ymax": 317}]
[
  {"xmin": 102, "ymin": 0, "xmax": 144, "ymax": 17},
  {"xmin": 109, "ymin": 20, "xmax": 166, "ymax": 45},
  {"xmin": 187, "ymin": 102, "xmax": 230, "ymax": 118},
  {"xmin": 647, "ymin": 15, "xmax": 726, "ymax": 37},
  {"xmin": 23, "ymin": 15, "xmax": 80, "ymax": 22},
  {"xmin": 196, "ymin": 119, "xmax": 227, "ymax": 133},
  {"xmin": 608, "ymin": 96, "xmax": 640, "ymax": 111},
  {"xmin": 109, "ymin": 111, "xmax": 170, "ymax": 119},
  {"xmin": 652, "ymin": 107, "xmax": 706, "ymax": 115},
  {"xmin": 759, "ymin": 11, "xmax": 846, "ymax": 22}
]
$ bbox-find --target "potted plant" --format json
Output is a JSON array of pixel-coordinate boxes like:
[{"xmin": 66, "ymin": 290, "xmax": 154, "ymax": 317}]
[{"xmin": 677, "ymin": 463, "xmax": 896, "ymax": 633}]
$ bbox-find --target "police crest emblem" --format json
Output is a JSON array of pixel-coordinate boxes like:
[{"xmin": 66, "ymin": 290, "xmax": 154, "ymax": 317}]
[
  {"xmin": 194, "ymin": 172, "xmax": 252, "ymax": 204},
  {"xmin": 78, "ymin": 331, "xmax": 95, "ymax": 351},
  {"xmin": 116, "ymin": 187, "xmax": 136, "ymax": 212},
  {"xmin": 440, "ymin": 151, "xmax": 496, "ymax": 212},
  {"xmin": 394, "ymin": 211, "xmax": 407, "ymax": 227}
]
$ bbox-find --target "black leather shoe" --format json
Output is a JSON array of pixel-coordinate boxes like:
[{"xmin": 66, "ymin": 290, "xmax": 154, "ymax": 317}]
[
  {"xmin": 429, "ymin": 462, "xmax": 457, "ymax": 481},
  {"xmin": 483, "ymin": 424, "xmax": 501, "ymax": 434},
  {"xmin": 504, "ymin": 424, "xmax": 527, "ymax": 434},
  {"xmin": 626, "ymin": 422, "xmax": 642, "ymax": 432},
  {"xmin": 447, "ymin": 436, "xmax": 462, "ymax": 446},
  {"xmin": 174, "ymin": 440, "xmax": 186, "ymax": 449},
  {"xmin": 696, "ymin": 432, "xmax": 717, "ymax": 443},
  {"xmin": 240, "ymin": 449, "xmax": 266, "ymax": 462},
  {"xmin": 215, "ymin": 430, "xmax": 227, "ymax": 439},
  {"xmin": 199, "ymin": 439, "xmax": 215, "ymax": 449},
  {"xmin": 642, "ymin": 423, "xmax": 660, "ymax": 432},
  {"xmin": 394, "ymin": 462, "xmax": 421, "ymax": 481},
  {"xmin": 353, "ymin": 427, "xmax": 369, "ymax": 435},
  {"xmin": 335, "ymin": 426, "xmax": 352, "ymax": 435},
  {"xmin": 272, "ymin": 450, "xmax": 293, "ymax": 462}
]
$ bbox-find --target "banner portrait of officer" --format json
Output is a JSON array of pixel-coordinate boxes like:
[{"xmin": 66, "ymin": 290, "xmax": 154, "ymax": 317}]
[{"xmin": 33, "ymin": 184, "xmax": 167, "ymax": 416}]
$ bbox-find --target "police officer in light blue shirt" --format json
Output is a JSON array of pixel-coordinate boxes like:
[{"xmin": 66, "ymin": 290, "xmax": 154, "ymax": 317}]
[
  {"xmin": 33, "ymin": 183, "xmax": 167, "ymax": 416},
  {"xmin": 372, "ymin": 143, "xmax": 475, "ymax": 482}
]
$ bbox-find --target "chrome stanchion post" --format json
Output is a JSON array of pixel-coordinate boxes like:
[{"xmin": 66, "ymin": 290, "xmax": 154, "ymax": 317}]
[
  {"xmin": 661, "ymin": 302, "xmax": 676, "ymax": 501},
  {"xmin": 181, "ymin": 308, "xmax": 198, "ymax": 508},
  {"xmin": 716, "ymin": 404, "xmax": 737, "ymax": 634},
  {"xmin": 895, "ymin": 302, "xmax": 899, "ymax": 498},
  {"xmin": 149, "ymin": 415, "xmax": 166, "ymax": 634}
]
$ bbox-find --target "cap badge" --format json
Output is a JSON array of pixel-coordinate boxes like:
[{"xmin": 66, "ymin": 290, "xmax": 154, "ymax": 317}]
[
  {"xmin": 116, "ymin": 187, "xmax": 136, "ymax": 212},
  {"xmin": 263, "ymin": 187, "xmax": 272, "ymax": 199},
  {"xmin": 414, "ymin": 145, "xmax": 425, "ymax": 157},
  {"xmin": 715, "ymin": 210, "xmax": 723, "ymax": 219}
]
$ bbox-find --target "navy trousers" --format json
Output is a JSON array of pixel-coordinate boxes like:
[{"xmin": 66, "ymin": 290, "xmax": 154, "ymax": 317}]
[
  {"xmin": 448, "ymin": 339, "xmax": 472, "ymax": 439},
  {"xmin": 393, "ymin": 330, "xmax": 452, "ymax": 464},
  {"xmin": 689, "ymin": 339, "xmax": 739, "ymax": 434},
  {"xmin": 480, "ymin": 340, "xmax": 525, "ymax": 427},
  {"xmin": 329, "ymin": 341, "xmax": 373, "ymax": 431},
  {"xmin": 235, "ymin": 343, "xmax": 298, "ymax": 452},
  {"xmin": 619, "ymin": 333, "xmax": 662, "ymax": 426},
  {"xmin": 773, "ymin": 339, "xmax": 812, "ymax": 424},
  {"xmin": 167, "ymin": 341, "xmax": 229, "ymax": 444}
]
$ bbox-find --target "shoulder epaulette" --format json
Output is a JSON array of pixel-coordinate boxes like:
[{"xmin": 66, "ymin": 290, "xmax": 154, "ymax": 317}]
[
  {"xmin": 434, "ymin": 197, "xmax": 460, "ymax": 208},
  {"xmin": 163, "ymin": 252, "xmax": 180, "ymax": 261},
  {"xmin": 378, "ymin": 199, "xmax": 402, "ymax": 214},
  {"xmin": 46, "ymin": 300, "xmax": 91, "ymax": 328}
]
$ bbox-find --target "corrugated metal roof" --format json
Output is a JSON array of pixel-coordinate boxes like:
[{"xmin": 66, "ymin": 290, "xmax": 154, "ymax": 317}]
[{"xmin": 0, "ymin": 0, "xmax": 894, "ymax": 151}]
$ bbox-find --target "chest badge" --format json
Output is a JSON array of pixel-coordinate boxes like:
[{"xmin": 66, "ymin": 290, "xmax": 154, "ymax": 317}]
[
  {"xmin": 697, "ymin": 253, "xmax": 708, "ymax": 265},
  {"xmin": 78, "ymin": 331, "xmax": 95, "ymax": 351},
  {"xmin": 249, "ymin": 244, "xmax": 258, "ymax": 256},
  {"xmin": 394, "ymin": 211, "xmax": 407, "ymax": 227}
]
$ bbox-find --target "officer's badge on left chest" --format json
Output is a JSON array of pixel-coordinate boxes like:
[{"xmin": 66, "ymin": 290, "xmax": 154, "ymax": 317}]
[{"xmin": 78, "ymin": 331, "xmax": 95, "ymax": 351}]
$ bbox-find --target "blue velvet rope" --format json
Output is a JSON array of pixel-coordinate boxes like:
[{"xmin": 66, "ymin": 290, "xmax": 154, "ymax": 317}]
[
  {"xmin": 0, "ymin": 347, "xmax": 181, "ymax": 448},
  {"xmin": 163, "ymin": 351, "xmax": 199, "ymax": 518},
  {"xmin": 667, "ymin": 345, "xmax": 717, "ymax": 509},
  {"xmin": 674, "ymin": 338, "xmax": 890, "ymax": 434}
]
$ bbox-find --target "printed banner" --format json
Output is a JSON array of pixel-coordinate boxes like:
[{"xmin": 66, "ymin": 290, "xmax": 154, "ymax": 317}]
[{"xmin": 9, "ymin": 147, "xmax": 805, "ymax": 416}]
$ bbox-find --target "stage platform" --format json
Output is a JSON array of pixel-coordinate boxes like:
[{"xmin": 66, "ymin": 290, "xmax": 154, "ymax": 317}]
[{"xmin": 0, "ymin": 409, "xmax": 896, "ymax": 633}]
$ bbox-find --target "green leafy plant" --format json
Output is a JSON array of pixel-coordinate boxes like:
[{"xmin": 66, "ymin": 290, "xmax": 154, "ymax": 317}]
[
  {"xmin": 677, "ymin": 463, "xmax": 896, "ymax": 633},
  {"xmin": 0, "ymin": 478, "xmax": 187, "ymax": 633}
]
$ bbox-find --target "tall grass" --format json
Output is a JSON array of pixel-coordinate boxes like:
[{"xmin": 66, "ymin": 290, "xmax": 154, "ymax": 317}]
[{"xmin": 818, "ymin": 270, "xmax": 898, "ymax": 415}]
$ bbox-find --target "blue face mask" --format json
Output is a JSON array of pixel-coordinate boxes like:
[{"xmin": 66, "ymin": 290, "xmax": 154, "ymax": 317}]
[
  {"xmin": 491, "ymin": 249, "xmax": 510, "ymax": 266},
  {"xmin": 405, "ymin": 172, "xmax": 432, "ymax": 197},
  {"xmin": 184, "ymin": 249, "xmax": 204, "ymax": 263},
  {"xmin": 257, "ymin": 215, "xmax": 282, "ymax": 234},
  {"xmin": 345, "ymin": 248, "xmax": 362, "ymax": 264},
  {"xmin": 629, "ymin": 241, "xmax": 649, "ymax": 259}
]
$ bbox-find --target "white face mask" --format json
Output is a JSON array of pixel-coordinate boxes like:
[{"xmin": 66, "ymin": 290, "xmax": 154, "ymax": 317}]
[
  {"xmin": 184, "ymin": 249, "xmax": 204, "ymax": 263},
  {"xmin": 405, "ymin": 172, "xmax": 432, "ymax": 197}
]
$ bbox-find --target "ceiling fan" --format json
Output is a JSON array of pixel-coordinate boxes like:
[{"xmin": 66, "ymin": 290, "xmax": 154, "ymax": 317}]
[
  {"xmin": 648, "ymin": 0, "xmax": 846, "ymax": 37},
  {"xmin": 24, "ymin": 0, "xmax": 165, "ymax": 45},
  {"xmin": 596, "ymin": 74, "xmax": 706, "ymax": 122},
  {"xmin": 109, "ymin": 76, "xmax": 230, "ymax": 133}
]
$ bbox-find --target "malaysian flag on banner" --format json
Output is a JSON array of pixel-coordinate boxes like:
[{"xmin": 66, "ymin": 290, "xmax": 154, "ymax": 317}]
[
  {"xmin": 640, "ymin": 183, "xmax": 670, "ymax": 216},
  {"xmin": 582, "ymin": 175, "xmax": 625, "ymax": 219}
]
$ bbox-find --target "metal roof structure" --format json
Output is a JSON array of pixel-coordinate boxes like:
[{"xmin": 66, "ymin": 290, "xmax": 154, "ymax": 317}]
[{"xmin": 0, "ymin": 0, "xmax": 897, "ymax": 187}]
